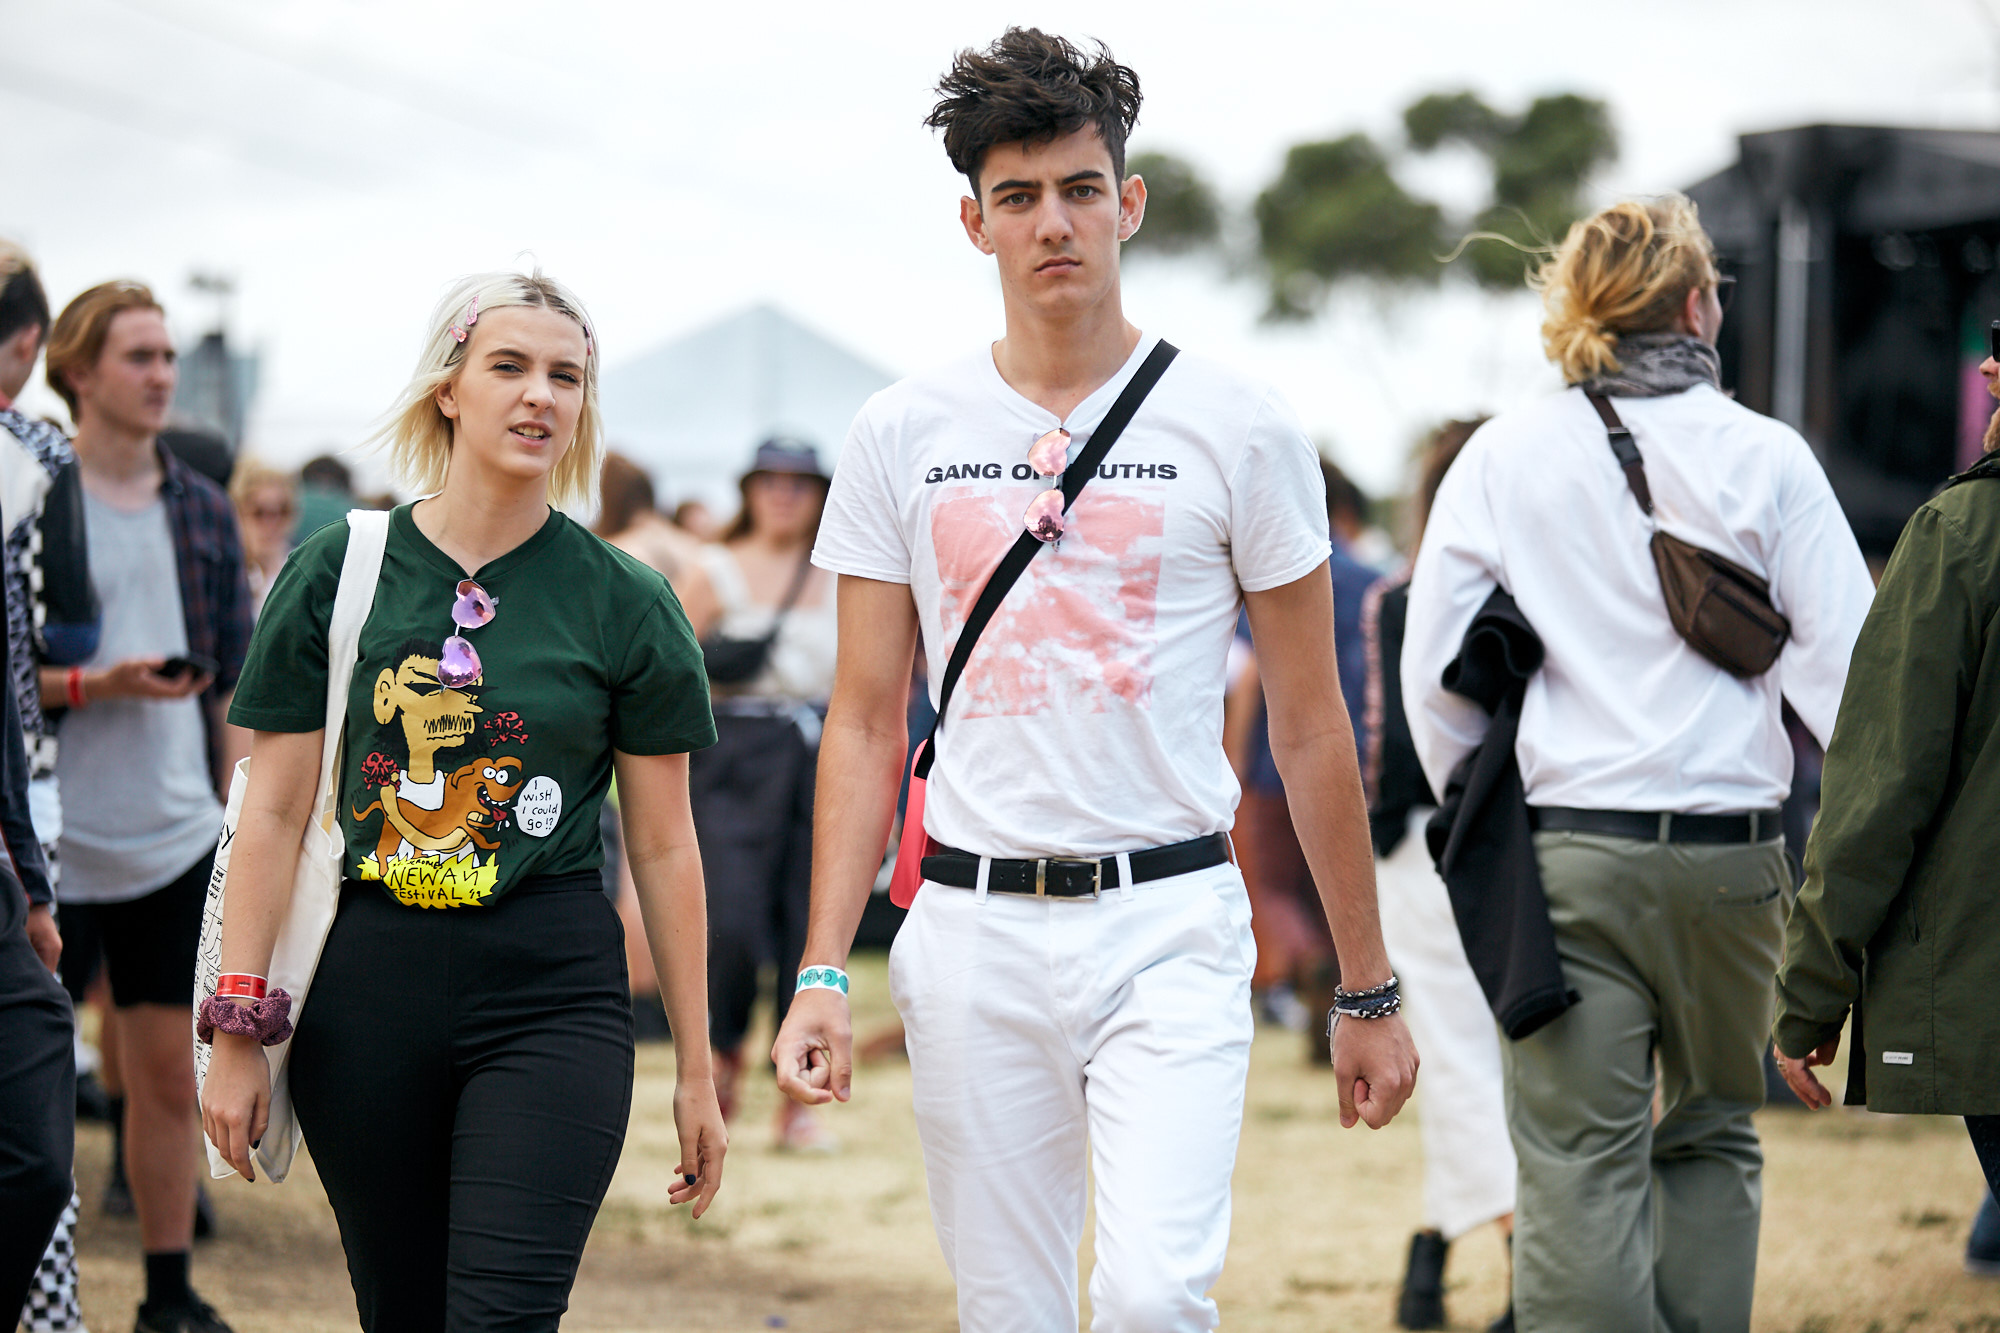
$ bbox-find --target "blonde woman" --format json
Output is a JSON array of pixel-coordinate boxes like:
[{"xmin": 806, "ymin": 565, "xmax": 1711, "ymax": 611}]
[
  {"xmin": 199, "ymin": 273, "xmax": 725, "ymax": 1330},
  {"xmin": 226, "ymin": 457, "xmax": 299, "ymax": 617},
  {"xmin": 1402, "ymin": 198, "xmax": 1873, "ymax": 1330}
]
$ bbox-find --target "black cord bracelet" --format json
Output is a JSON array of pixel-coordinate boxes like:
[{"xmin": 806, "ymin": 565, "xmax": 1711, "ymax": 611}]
[{"xmin": 1325, "ymin": 974, "xmax": 1403, "ymax": 1040}]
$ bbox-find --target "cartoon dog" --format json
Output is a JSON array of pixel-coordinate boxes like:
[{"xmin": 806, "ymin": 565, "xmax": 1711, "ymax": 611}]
[{"xmin": 353, "ymin": 754, "xmax": 525, "ymax": 872}]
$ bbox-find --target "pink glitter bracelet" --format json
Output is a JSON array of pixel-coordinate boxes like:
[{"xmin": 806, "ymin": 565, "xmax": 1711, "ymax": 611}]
[{"xmin": 197, "ymin": 990, "xmax": 294, "ymax": 1047}]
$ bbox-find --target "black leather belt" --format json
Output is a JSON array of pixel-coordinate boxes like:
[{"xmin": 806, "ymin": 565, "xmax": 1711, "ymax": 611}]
[
  {"xmin": 921, "ymin": 833, "xmax": 1231, "ymax": 899},
  {"xmin": 1530, "ymin": 807, "xmax": 1783, "ymax": 845}
]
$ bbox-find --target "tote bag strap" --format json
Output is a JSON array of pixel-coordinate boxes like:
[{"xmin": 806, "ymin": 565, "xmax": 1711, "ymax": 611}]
[{"xmin": 316, "ymin": 510, "xmax": 391, "ymax": 815}]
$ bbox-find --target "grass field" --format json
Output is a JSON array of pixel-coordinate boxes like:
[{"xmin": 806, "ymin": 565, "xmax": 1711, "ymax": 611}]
[{"xmin": 69, "ymin": 952, "xmax": 2000, "ymax": 1332}]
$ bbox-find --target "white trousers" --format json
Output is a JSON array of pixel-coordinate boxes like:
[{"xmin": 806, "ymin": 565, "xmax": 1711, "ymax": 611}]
[
  {"xmin": 889, "ymin": 861, "xmax": 1255, "ymax": 1333},
  {"xmin": 1375, "ymin": 809, "xmax": 1517, "ymax": 1240}
]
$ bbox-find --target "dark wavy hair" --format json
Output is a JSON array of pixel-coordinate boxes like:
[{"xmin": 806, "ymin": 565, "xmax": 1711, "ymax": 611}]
[{"xmin": 926, "ymin": 28, "xmax": 1142, "ymax": 197}]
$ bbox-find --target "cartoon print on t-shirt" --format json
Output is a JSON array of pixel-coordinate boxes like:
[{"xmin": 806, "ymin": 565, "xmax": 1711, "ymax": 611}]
[
  {"xmin": 933, "ymin": 483, "xmax": 1165, "ymax": 718},
  {"xmin": 350, "ymin": 638, "xmax": 552, "ymax": 907}
]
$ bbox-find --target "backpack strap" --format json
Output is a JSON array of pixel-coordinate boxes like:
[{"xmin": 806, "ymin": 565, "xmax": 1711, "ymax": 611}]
[{"xmin": 913, "ymin": 339, "xmax": 1179, "ymax": 780}]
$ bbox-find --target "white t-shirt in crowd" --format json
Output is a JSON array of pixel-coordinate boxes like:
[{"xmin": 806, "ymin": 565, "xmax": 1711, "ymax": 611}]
[{"xmin": 813, "ymin": 333, "xmax": 1331, "ymax": 860}]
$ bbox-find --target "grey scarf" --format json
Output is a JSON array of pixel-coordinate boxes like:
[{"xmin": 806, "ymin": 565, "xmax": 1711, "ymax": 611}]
[{"xmin": 1582, "ymin": 332, "xmax": 1721, "ymax": 398}]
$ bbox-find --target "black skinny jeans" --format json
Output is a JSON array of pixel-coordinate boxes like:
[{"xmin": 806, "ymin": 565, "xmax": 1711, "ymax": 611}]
[
  {"xmin": 687, "ymin": 712, "xmax": 815, "ymax": 1053},
  {"xmin": 290, "ymin": 877, "xmax": 633, "ymax": 1333}
]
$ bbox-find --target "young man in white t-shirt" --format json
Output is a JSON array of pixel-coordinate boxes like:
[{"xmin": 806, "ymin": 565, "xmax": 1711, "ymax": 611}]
[{"xmin": 771, "ymin": 28, "xmax": 1416, "ymax": 1331}]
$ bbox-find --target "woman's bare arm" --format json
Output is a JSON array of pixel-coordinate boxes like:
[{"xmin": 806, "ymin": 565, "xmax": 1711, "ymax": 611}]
[
  {"xmin": 615, "ymin": 748, "xmax": 727, "ymax": 1218},
  {"xmin": 200, "ymin": 728, "xmax": 324, "ymax": 1180}
]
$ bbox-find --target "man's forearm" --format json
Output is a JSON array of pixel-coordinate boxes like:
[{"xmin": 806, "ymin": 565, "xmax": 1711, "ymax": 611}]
[
  {"xmin": 1273, "ymin": 726, "xmax": 1392, "ymax": 989},
  {"xmin": 800, "ymin": 713, "xmax": 908, "ymax": 968}
]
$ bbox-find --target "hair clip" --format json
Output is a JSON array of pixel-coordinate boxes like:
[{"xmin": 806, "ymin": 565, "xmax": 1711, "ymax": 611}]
[{"xmin": 448, "ymin": 295, "xmax": 481, "ymax": 344}]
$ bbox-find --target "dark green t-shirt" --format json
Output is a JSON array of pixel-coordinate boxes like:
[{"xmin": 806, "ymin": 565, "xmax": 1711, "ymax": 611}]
[{"xmin": 229, "ymin": 505, "xmax": 715, "ymax": 908}]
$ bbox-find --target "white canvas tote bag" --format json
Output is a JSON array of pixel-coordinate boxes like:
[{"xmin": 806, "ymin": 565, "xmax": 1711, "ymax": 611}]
[{"xmin": 194, "ymin": 508, "xmax": 389, "ymax": 1183}]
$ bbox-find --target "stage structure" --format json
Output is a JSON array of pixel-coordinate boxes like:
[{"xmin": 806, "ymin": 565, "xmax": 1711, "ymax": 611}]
[{"xmin": 1690, "ymin": 124, "xmax": 2000, "ymax": 555}]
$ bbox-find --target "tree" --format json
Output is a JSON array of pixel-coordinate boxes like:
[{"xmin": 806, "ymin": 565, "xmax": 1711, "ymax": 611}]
[
  {"xmin": 1254, "ymin": 135, "xmax": 1446, "ymax": 318},
  {"xmin": 1462, "ymin": 94, "xmax": 1617, "ymax": 287},
  {"xmin": 1253, "ymin": 89, "xmax": 1616, "ymax": 315},
  {"xmin": 1124, "ymin": 151, "xmax": 1222, "ymax": 255}
]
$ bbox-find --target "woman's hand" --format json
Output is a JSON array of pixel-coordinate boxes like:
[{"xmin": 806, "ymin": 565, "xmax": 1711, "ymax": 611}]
[
  {"xmin": 669, "ymin": 1074, "xmax": 727, "ymax": 1219},
  {"xmin": 200, "ymin": 1030, "xmax": 273, "ymax": 1181}
]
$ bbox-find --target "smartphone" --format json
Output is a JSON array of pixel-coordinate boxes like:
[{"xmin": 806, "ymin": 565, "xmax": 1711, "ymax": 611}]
[{"xmin": 157, "ymin": 653, "xmax": 219, "ymax": 681}]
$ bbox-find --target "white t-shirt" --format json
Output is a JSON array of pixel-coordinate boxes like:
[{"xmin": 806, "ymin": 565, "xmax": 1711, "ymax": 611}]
[
  {"xmin": 813, "ymin": 334, "xmax": 1331, "ymax": 860},
  {"xmin": 1402, "ymin": 383, "xmax": 1873, "ymax": 813}
]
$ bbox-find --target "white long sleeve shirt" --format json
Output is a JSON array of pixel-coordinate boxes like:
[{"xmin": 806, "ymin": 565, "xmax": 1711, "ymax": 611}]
[{"xmin": 1402, "ymin": 383, "xmax": 1874, "ymax": 814}]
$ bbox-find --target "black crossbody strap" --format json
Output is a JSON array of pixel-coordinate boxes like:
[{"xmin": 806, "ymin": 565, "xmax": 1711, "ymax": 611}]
[
  {"xmin": 774, "ymin": 550, "xmax": 814, "ymax": 614},
  {"xmin": 913, "ymin": 339, "xmax": 1179, "ymax": 779},
  {"xmin": 1585, "ymin": 391, "xmax": 1655, "ymax": 517}
]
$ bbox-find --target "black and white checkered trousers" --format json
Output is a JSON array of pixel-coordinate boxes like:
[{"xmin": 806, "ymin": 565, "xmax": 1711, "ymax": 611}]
[{"xmin": 18, "ymin": 1184, "xmax": 84, "ymax": 1333}]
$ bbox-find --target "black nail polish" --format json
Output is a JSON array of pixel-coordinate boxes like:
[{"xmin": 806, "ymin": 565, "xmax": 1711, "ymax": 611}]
[
  {"xmin": 684, "ymin": 1173, "xmax": 697, "ymax": 1187},
  {"xmin": 251, "ymin": 1138, "xmax": 260, "ymax": 1149}
]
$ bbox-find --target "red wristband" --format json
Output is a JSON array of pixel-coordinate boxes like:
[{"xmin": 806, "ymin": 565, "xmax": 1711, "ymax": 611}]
[
  {"xmin": 65, "ymin": 667, "xmax": 85, "ymax": 709},
  {"xmin": 214, "ymin": 973, "xmax": 268, "ymax": 1000}
]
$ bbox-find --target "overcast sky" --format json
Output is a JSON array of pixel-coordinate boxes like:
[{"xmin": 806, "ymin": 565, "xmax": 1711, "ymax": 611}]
[{"xmin": 6, "ymin": 0, "xmax": 1998, "ymax": 498}]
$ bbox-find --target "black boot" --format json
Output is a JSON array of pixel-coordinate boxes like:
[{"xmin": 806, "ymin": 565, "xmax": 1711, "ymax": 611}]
[{"xmin": 1397, "ymin": 1229, "xmax": 1448, "ymax": 1330}]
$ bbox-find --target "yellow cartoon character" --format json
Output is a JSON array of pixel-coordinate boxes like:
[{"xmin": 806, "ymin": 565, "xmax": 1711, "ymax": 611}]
[{"xmin": 372, "ymin": 645, "xmax": 483, "ymax": 785}]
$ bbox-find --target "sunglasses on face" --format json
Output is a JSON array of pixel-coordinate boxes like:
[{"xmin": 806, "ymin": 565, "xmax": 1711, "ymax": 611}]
[
  {"xmin": 437, "ymin": 579, "xmax": 496, "ymax": 689},
  {"xmin": 1714, "ymin": 272, "xmax": 1736, "ymax": 314},
  {"xmin": 1989, "ymin": 320, "xmax": 2000, "ymax": 362}
]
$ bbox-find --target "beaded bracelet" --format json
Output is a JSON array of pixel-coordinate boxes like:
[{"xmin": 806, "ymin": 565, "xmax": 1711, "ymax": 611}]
[
  {"xmin": 197, "ymin": 989, "xmax": 294, "ymax": 1047},
  {"xmin": 1325, "ymin": 974, "xmax": 1403, "ymax": 1040},
  {"xmin": 1333, "ymin": 974, "xmax": 1400, "ymax": 1005}
]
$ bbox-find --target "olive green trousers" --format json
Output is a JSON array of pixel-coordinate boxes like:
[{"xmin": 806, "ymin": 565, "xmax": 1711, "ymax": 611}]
[{"xmin": 1503, "ymin": 830, "xmax": 1789, "ymax": 1333}]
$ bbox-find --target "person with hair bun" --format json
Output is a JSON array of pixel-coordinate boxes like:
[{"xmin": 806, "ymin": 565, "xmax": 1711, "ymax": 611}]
[
  {"xmin": 202, "ymin": 272, "xmax": 725, "ymax": 1330},
  {"xmin": 1401, "ymin": 196, "xmax": 1875, "ymax": 1331}
]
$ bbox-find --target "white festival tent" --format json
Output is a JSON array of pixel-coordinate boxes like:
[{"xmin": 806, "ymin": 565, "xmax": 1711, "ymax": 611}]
[{"xmin": 599, "ymin": 303, "xmax": 896, "ymax": 510}]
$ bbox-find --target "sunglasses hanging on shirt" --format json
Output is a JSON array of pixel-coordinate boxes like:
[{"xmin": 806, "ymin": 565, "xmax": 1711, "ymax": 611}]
[
  {"xmin": 1024, "ymin": 427, "xmax": 1072, "ymax": 543},
  {"xmin": 438, "ymin": 579, "xmax": 496, "ymax": 688}
]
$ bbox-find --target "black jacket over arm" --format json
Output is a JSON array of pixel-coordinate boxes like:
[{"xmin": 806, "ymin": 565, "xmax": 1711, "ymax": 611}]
[{"xmin": 1423, "ymin": 588, "xmax": 1576, "ymax": 1040}]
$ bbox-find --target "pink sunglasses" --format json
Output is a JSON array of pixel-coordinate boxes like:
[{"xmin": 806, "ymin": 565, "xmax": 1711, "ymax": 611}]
[
  {"xmin": 1023, "ymin": 427, "xmax": 1072, "ymax": 542},
  {"xmin": 437, "ymin": 579, "xmax": 496, "ymax": 688}
]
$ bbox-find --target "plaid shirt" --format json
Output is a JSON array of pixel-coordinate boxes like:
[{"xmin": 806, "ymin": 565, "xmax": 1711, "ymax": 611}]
[{"xmin": 158, "ymin": 444, "xmax": 252, "ymax": 698}]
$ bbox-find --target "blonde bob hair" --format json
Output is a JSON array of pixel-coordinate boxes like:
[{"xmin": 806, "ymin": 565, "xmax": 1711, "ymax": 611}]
[
  {"xmin": 1533, "ymin": 195, "xmax": 1719, "ymax": 385},
  {"xmin": 373, "ymin": 271, "xmax": 601, "ymax": 508}
]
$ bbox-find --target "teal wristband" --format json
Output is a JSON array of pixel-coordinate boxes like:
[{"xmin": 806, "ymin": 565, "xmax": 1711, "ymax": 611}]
[{"xmin": 796, "ymin": 965, "xmax": 849, "ymax": 996}]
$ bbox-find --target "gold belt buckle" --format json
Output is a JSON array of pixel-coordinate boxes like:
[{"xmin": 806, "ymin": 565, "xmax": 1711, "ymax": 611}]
[{"xmin": 1037, "ymin": 857, "xmax": 1101, "ymax": 899}]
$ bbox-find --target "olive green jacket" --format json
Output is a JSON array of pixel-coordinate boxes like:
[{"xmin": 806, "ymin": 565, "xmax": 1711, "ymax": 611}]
[{"xmin": 1774, "ymin": 459, "xmax": 2000, "ymax": 1114}]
